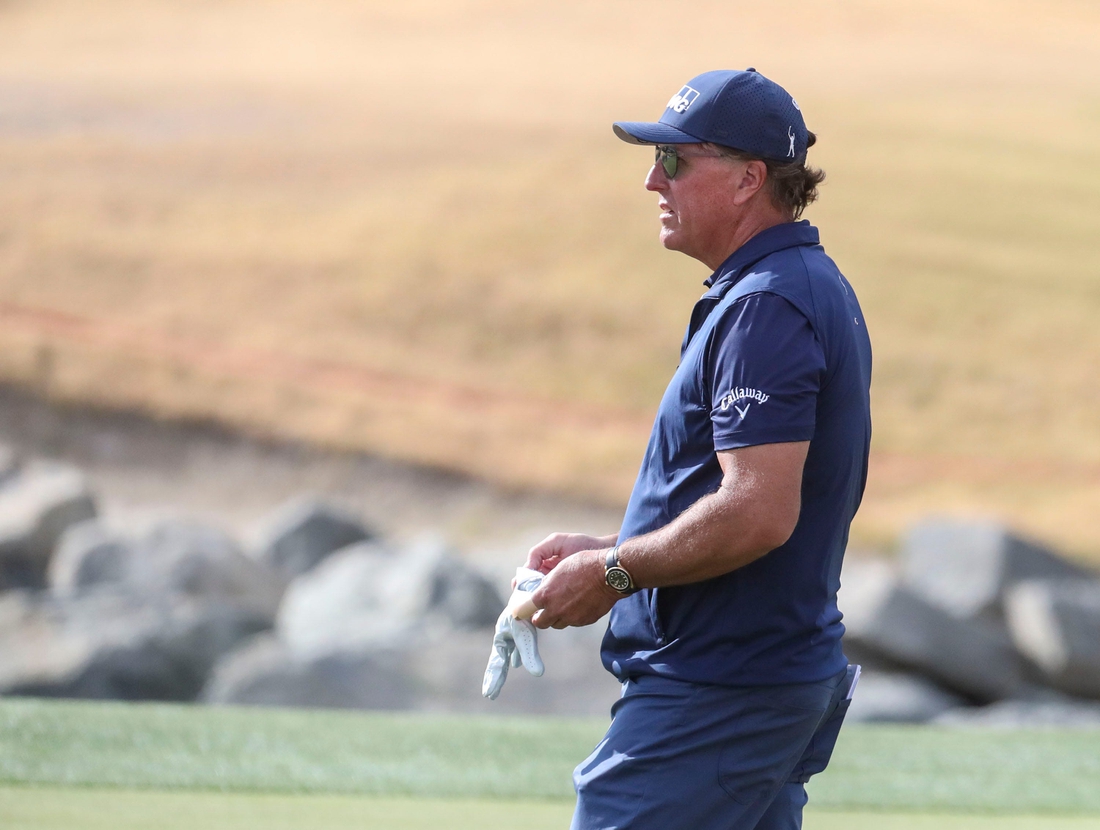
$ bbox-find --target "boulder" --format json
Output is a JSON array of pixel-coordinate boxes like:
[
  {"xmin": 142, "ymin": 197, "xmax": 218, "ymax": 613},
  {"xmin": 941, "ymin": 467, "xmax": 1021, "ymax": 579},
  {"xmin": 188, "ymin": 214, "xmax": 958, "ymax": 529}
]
[
  {"xmin": 202, "ymin": 635, "xmax": 418, "ymax": 710},
  {"xmin": 406, "ymin": 535, "xmax": 504, "ymax": 629},
  {"xmin": 277, "ymin": 538, "xmax": 503, "ymax": 657},
  {"xmin": 48, "ymin": 520, "xmax": 133, "ymax": 597},
  {"xmin": 277, "ymin": 540, "xmax": 413, "ymax": 656},
  {"xmin": 0, "ymin": 590, "xmax": 271, "ymax": 701},
  {"xmin": 0, "ymin": 461, "xmax": 97, "ymax": 590},
  {"xmin": 840, "ymin": 559, "xmax": 1024, "ymax": 702},
  {"xmin": 0, "ymin": 444, "xmax": 19, "ymax": 484},
  {"xmin": 1005, "ymin": 579, "xmax": 1100, "ymax": 698},
  {"xmin": 900, "ymin": 519, "xmax": 1094, "ymax": 620},
  {"xmin": 255, "ymin": 497, "xmax": 374, "ymax": 578},
  {"xmin": 844, "ymin": 671, "xmax": 966, "ymax": 724},
  {"xmin": 131, "ymin": 519, "xmax": 286, "ymax": 619}
]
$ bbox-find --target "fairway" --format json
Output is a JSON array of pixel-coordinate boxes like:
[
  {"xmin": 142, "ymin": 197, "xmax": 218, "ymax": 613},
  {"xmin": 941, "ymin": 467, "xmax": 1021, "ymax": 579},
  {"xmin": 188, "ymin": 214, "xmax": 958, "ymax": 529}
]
[
  {"xmin": 3, "ymin": 787, "xmax": 1100, "ymax": 830},
  {"xmin": 2, "ymin": 697, "xmax": 1099, "ymax": 828}
]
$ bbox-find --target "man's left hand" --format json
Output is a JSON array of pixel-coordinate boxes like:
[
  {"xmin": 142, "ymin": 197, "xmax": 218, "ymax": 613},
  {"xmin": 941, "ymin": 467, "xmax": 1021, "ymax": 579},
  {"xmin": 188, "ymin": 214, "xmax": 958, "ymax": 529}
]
[{"xmin": 529, "ymin": 549, "xmax": 622, "ymax": 629}]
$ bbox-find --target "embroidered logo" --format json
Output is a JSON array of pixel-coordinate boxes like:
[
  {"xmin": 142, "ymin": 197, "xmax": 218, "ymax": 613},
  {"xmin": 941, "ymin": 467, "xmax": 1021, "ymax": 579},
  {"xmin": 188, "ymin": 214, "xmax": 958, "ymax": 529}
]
[
  {"xmin": 720, "ymin": 387, "xmax": 770, "ymax": 418},
  {"xmin": 667, "ymin": 85, "xmax": 700, "ymax": 114},
  {"xmin": 791, "ymin": 97, "xmax": 801, "ymax": 112},
  {"xmin": 787, "ymin": 126, "xmax": 796, "ymax": 158}
]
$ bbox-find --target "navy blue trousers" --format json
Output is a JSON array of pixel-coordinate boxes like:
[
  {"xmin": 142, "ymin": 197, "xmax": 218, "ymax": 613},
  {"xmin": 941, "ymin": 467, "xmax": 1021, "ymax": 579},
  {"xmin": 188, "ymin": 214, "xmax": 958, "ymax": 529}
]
[{"xmin": 570, "ymin": 665, "xmax": 856, "ymax": 830}]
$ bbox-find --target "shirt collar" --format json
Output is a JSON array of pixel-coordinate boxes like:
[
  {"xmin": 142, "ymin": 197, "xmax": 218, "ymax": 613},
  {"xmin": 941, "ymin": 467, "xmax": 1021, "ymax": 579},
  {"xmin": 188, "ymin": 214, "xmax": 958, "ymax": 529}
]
[{"xmin": 701, "ymin": 220, "xmax": 820, "ymax": 297}]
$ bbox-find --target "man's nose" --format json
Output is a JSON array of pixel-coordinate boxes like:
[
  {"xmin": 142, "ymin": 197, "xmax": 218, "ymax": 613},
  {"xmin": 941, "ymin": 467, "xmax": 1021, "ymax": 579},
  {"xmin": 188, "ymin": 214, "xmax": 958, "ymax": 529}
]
[{"xmin": 644, "ymin": 163, "xmax": 668, "ymax": 192}]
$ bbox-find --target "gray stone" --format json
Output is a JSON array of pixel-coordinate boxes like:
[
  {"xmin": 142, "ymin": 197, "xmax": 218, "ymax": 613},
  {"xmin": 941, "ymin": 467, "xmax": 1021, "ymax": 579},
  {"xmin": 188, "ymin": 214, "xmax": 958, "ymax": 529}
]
[
  {"xmin": 0, "ymin": 591, "xmax": 271, "ymax": 701},
  {"xmin": 408, "ymin": 535, "xmax": 504, "ymax": 629},
  {"xmin": 277, "ymin": 538, "xmax": 503, "ymax": 657},
  {"xmin": 0, "ymin": 444, "xmax": 19, "ymax": 485},
  {"xmin": 0, "ymin": 461, "xmax": 97, "ymax": 590},
  {"xmin": 132, "ymin": 519, "xmax": 286, "ymax": 619},
  {"xmin": 845, "ymin": 671, "xmax": 966, "ymax": 723},
  {"xmin": 47, "ymin": 520, "xmax": 133, "ymax": 597},
  {"xmin": 202, "ymin": 635, "xmax": 418, "ymax": 710},
  {"xmin": 276, "ymin": 540, "xmax": 412, "ymax": 656},
  {"xmin": 255, "ymin": 497, "xmax": 374, "ymax": 578},
  {"xmin": 1005, "ymin": 579, "xmax": 1100, "ymax": 698},
  {"xmin": 901, "ymin": 519, "xmax": 1094, "ymax": 620},
  {"xmin": 933, "ymin": 698, "xmax": 1100, "ymax": 728},
  {"xmin": 840, "ymin": 559, "xmax": 1024, "ymax": 701}
]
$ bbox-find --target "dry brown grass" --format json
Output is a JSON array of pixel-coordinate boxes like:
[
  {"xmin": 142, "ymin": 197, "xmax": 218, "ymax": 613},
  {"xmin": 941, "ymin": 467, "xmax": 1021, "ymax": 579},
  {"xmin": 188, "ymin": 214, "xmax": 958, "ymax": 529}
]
[{"xmin": 1, "ymin": 0, "xmax": 1099, "ymax": 556}]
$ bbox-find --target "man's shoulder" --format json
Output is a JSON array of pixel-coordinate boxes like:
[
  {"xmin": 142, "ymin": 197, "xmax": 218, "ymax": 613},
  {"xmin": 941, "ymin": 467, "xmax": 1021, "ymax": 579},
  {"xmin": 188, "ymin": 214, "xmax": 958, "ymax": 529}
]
[{"xmin": 729, "ymin": 243, "xmax": 851, "ymax": 320}]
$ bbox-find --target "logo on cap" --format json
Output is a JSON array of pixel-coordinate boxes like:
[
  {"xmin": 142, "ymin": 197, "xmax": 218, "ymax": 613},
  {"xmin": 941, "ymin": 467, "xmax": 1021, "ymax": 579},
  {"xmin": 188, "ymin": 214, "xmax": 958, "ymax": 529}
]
[
  {"xmin": 787, "ymin": 126, "xmax": 796, "ymax": 158},
  {"xmin": 667, "ymin": 85, "xmax": 700, "ymax": 114}
]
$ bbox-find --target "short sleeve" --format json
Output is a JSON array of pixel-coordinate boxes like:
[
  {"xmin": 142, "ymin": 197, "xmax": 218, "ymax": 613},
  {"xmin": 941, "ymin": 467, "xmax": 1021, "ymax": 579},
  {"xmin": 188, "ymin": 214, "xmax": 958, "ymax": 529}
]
[{"xmin": 708, "ymin": 293, "xmax": 824, "ymax": 451}]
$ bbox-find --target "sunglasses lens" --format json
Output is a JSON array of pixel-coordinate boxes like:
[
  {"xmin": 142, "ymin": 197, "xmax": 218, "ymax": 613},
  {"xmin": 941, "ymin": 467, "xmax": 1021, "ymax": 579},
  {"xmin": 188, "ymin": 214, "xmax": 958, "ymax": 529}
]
[{"xmin": 656, "ymin": 146, "xmax": 677, "ymax": 178}]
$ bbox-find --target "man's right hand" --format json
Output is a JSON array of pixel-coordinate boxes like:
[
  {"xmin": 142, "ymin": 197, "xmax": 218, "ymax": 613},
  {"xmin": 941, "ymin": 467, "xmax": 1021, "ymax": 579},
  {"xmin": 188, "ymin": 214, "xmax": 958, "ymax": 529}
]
[{"xmin": 525, "ymin": 532, "xmax": 618, "ymax": 575}]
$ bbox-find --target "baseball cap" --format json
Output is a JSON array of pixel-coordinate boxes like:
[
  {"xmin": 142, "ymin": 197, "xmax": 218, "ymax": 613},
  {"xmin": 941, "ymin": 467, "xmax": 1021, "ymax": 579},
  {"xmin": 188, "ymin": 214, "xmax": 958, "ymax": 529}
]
[{"xmin": 613, "ymin": 69, "xmax": 809, "ymax": 163}]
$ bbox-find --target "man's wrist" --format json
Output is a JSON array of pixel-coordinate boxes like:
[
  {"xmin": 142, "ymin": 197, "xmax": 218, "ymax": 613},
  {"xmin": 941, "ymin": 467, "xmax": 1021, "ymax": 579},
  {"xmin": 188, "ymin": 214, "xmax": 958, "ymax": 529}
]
[{"xmin": 604, "ymin": 546, "xmax": 638, "ymax": 595}]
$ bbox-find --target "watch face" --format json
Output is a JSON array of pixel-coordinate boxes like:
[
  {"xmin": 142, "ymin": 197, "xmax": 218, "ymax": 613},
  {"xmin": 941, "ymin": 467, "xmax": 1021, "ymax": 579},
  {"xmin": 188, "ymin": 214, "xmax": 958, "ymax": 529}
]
[{"xmin": 607, "ymin": 567, "xmax": 632, "ymax": 593}]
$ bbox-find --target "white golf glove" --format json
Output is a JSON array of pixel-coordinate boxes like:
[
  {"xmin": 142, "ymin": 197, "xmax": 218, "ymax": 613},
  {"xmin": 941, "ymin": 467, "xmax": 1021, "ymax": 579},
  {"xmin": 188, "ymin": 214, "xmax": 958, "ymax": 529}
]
[{"xmin": 482, "ymin": 567, "xmax": 545, "ymax": 700}]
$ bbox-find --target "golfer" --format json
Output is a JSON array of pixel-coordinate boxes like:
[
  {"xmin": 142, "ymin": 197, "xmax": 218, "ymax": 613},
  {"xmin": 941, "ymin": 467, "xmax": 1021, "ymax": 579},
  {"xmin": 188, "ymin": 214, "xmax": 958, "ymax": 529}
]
[{"xmin": 525, "ymin": 69, "xmax": 872, "ymax": 829}]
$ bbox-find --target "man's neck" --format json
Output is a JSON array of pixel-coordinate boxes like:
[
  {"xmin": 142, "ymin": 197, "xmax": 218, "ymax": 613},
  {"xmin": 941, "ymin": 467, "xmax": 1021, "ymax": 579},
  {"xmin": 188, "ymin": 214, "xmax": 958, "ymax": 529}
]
[{"xmin": 700, "ymin": 210, "xmax": 791, "ymax": 271}]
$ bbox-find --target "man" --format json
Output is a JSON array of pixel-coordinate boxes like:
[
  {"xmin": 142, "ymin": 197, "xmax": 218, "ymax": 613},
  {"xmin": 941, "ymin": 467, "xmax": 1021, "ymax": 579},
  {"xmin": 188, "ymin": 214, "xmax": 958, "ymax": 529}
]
[{"xmin": 525, "ymin": 69, "xmax": 872, "ymax": 829}]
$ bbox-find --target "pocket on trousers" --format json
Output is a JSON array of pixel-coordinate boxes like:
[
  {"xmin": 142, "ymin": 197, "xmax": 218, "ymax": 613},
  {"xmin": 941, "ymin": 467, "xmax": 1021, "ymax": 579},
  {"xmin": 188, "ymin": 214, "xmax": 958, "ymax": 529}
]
[
  {"xmin": 791, "ymin": 697, "xmax": 852, "ymax": 783},
  {"xmin": 717, "ymin": 697, "xmax": 826, "ymax": 804}
]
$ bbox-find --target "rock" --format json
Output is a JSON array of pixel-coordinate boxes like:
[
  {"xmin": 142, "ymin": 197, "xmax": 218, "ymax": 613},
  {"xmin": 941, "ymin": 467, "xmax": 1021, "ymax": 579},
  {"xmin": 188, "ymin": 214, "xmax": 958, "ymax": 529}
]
[
  {"xmin": 0, "ymin": 461, "xmax": 97, "ymax": 590},
  {"xmin": 845, "ymin": 671, "xmax": 966, "ymax": 723},
  {"xmin": 255, "ymin": 497, "xmax": 374, "ymax": 578},
  {"xmin": 900, "ymin": 519, "xmax": 1094, "ymax": 620},
  {"xmin": 0, "ymin": 591, "xmax": 271, "ymax": 701},
  {"xmin": 48, "ymin": 520, "xmax": 133, "ymax": 597},
  {"xmin": 277, "ymin": 541, "xmax": 412, "ymax": 656},
  {"xmin": 0, "ymin": 444, "xmax": 19, "ymax": 484},
  {"xmin": 840, "ymin": 559, "xmax": 1024, "ymax": 702},
  {"xmin": 132, "ymin": 519, "xmax": 286, "ymax": 619},
  {"xmin": 1005, "ymin": 579, "xmax": 1100, "ymax": 698},
  {"xmin": 202, "ymin": 635, "xmax": 418, "ymax": 710},
  {"xmin": 933, "ymin": 698, "xmax": 1100, "ymax": 728},
  {"xmin": 278, "ymin": 538, "xmax": 503, "ymax": 657},
  {"xmin": 408, "ymin": 535, "xmax": 504, "ymax": 629}
]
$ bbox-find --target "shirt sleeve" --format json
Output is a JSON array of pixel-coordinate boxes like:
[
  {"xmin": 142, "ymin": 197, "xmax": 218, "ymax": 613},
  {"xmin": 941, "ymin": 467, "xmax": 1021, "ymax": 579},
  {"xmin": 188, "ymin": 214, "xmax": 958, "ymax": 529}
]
[{"xmin": 707, "ymin": 292, "xmax": 825, "ymax": 451}]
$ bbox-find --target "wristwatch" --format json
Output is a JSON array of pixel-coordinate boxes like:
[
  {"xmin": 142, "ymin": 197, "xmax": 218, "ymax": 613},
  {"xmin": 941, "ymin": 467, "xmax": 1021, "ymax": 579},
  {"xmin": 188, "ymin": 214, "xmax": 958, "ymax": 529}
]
[{"xmin": 604, "ymin": 547, "xmax": 636, "ymax": 594}]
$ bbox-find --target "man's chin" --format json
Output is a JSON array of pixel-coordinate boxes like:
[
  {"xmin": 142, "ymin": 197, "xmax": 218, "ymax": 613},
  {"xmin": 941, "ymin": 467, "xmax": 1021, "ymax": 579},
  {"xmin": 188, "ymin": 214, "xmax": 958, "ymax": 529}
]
[{"xmin": 659, "ymin": 229, "xmax": 685, "ymax": 253}]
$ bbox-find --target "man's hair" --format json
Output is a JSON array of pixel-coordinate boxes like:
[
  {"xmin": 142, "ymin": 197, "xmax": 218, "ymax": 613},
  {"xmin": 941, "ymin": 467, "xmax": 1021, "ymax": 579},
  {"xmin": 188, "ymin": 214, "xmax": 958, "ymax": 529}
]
[{"xmin": 706, "ymin": 133, "xmax": 825, "ymax": 219}]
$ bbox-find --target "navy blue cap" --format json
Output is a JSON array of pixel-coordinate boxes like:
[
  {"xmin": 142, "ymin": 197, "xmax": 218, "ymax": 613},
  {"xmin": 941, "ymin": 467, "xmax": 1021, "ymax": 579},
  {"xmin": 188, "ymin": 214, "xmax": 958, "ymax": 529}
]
[{"xmin": 613, "ymin": 69, "xmax": 809, "ymax": 163}]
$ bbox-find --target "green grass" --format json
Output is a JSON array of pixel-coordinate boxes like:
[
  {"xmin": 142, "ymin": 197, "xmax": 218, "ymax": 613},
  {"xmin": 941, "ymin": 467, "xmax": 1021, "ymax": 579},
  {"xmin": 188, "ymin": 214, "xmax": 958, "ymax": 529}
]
[
  {"xmin": 4, "ymin": 787, "xmax": 1100, "ymax": 830},
  {"xmin": 0, "ymin": 698, "xmax": 598, "ymax": 799},
  {"xmin": 2, "ymin": 698, "xmax": 1100, "ymax": 817}
]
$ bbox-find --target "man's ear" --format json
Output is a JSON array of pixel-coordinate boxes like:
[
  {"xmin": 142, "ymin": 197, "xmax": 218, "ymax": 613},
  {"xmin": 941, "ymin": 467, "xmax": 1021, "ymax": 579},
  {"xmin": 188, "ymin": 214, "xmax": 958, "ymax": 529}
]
[{"xmin": 732, "ymin": 159, "xmax": 768, "ymax": 207}]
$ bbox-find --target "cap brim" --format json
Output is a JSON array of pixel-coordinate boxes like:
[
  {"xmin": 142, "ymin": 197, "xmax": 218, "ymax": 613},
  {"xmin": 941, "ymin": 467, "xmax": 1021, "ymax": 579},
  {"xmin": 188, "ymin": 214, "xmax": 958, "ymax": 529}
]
[{"xmin": 612, "ymin": 122, "xmax": 704, "ymax": 145}]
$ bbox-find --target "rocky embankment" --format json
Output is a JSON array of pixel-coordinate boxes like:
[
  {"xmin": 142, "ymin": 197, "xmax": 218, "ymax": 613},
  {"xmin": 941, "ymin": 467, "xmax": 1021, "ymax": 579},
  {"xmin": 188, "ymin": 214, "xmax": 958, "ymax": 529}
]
[
  {"xmin": 1, "ymin": 438, "xmax": 1100, "ymax": 725},
  {"xmin": 842, "ymin": 522, "xmax": 1100, "ymax": 726},
  {"xmin": 0, "ymin": 448, "xmax": 620, "ymax": 716}
]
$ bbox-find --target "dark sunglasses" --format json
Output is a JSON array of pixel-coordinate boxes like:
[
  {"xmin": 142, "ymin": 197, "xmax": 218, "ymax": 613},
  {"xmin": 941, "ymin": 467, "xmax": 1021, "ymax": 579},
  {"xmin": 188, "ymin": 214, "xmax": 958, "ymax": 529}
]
[{"xmin": 654, "ymin": 144, "xmax": 724, "ymax": 179}]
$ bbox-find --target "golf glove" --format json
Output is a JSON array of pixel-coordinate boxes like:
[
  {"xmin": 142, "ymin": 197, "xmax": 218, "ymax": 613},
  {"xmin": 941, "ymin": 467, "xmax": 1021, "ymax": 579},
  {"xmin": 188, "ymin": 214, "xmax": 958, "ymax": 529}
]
[{"xmin": 482, "ymin": 567, "xmax": 545, "ymax": 700}]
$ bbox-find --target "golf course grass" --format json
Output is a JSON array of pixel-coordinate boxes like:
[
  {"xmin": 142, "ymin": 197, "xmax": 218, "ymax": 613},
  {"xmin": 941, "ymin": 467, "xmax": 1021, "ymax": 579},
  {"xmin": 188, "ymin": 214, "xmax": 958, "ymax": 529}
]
[
  {"xmin": 3, "ymin": 786, "xmax": 1100, "ymax": 830},
  {"xmin": 2, "ymin": 697, "xmax": 1099, "ymax": 828}
]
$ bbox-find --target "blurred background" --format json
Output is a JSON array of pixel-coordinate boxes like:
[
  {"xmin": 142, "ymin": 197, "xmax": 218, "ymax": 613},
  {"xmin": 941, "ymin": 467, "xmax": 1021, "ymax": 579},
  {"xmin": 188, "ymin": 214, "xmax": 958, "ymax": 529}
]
[{"xmin": 0, "ymin": 0, "xmax": 1099, "ymax": 724}]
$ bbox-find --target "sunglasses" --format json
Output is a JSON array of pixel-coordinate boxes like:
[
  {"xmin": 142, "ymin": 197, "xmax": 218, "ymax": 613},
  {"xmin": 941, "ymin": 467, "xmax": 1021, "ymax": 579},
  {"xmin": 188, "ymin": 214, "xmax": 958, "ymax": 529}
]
[{"xmin": 654, "ymin": 144, "xmax": 725, "ymax": 179}]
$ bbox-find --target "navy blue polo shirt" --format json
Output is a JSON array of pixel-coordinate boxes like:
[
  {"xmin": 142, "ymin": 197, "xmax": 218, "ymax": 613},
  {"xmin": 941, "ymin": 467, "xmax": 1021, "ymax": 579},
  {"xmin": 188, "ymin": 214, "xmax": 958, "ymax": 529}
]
[{"xmin": 603, "ymin": 220, "xmax": 872, "ymax": 687}]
